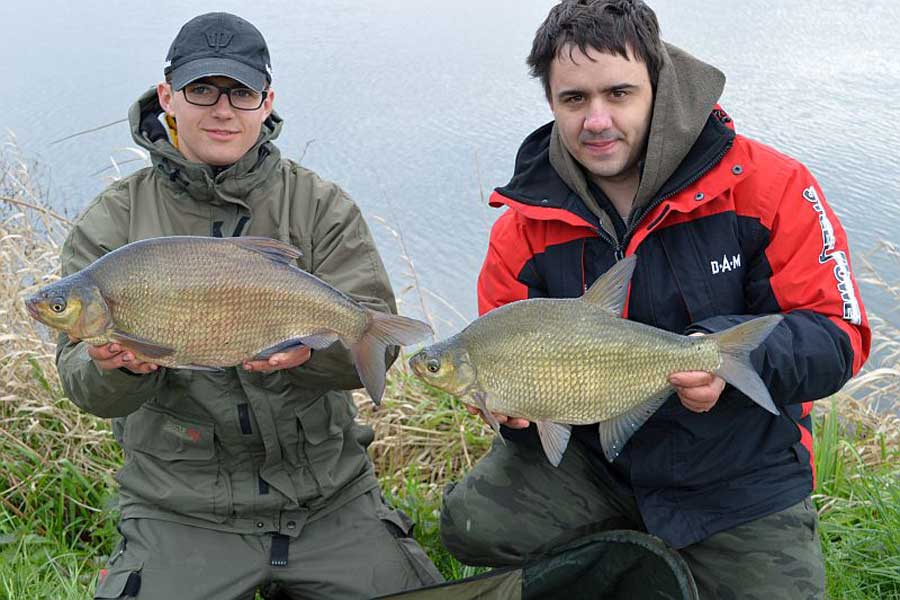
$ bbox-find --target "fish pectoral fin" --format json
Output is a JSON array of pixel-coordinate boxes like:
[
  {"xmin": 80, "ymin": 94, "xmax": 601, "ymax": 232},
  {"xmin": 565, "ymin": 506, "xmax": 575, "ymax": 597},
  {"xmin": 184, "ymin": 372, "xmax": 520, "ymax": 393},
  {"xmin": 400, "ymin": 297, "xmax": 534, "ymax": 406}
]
[
  {"xmin": 109, "ymin": 330, "xmax": 176, "ymax": 359},
  {"xmin": 470, "ymin": 391, "xmax": 503, "ymax": 438},
  {"xmin": 580, "ymin": 254, "xmax": 637, "ymax": 316},
  {"xmin": 227, "ymin": 237, "xmax": 303, "ymax": 264},
  {"xmin": 597, "ymin": 390, "xmax": 670, "ymax": 462},
  {"xmin": 536, "ymin": 421, "xmax": 572, "ymax": 467}
]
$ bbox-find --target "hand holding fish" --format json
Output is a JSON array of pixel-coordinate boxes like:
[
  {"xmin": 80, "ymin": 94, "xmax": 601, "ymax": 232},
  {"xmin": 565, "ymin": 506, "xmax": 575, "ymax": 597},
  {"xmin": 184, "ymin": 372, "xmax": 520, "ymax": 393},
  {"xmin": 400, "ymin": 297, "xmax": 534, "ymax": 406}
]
[
  {"xmin": 86, "ymin": 342, "xmax": 160, "ymax": 374},
  {"xmin": 464, "ymin": 403, "xmax": 531, "ymax": 429},
  {"xmin": 243, "ymin": 345, "xmax": 312, "ymax": 373},
  {"xmin": 668, "ymin": 332, "xmax": 726, "ymax": 413},
  {"xmin": 669, "ymin": 370, "xmax": 726, "ymax": 413}
]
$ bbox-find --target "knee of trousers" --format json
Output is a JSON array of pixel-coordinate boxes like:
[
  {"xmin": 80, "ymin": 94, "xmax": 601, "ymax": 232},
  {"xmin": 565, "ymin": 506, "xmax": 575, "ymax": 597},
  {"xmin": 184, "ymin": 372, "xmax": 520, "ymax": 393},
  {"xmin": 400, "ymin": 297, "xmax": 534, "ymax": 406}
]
[{"xmin": 439, "ymin": 480, "xmax": 507, "ymax": 565}]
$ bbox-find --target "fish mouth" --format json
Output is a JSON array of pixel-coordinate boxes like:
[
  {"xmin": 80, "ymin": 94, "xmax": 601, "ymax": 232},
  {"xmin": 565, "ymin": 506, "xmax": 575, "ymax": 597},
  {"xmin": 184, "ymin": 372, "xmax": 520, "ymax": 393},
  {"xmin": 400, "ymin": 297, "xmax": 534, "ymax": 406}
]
[
  {"xmin": 24, "ymin": 299, "xmax": 40, "ymax": 320},
  {"xmin": 407, "ymin": 351, "xmax": 426, "ymax": 376}
]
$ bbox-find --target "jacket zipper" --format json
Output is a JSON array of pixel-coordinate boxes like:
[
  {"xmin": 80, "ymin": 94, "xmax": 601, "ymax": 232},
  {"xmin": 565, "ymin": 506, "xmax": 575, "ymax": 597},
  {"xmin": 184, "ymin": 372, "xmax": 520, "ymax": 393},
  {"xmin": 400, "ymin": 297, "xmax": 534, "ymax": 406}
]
[{"xmin": 608, "ymin": 137, "xmax": 735, "ymax": 261}]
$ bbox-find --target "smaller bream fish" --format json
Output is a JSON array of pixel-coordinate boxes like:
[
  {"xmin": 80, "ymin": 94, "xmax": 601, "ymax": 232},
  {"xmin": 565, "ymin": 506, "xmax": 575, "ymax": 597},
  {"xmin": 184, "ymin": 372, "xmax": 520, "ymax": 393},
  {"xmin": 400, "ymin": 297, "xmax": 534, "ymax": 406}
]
[
  {"xmin": 26, "ymin": 235, "xmax": 433, "ymax": 405},
  {"xmin": 410, "ymin": 255, "xmax": 782, "ymax": 466}
]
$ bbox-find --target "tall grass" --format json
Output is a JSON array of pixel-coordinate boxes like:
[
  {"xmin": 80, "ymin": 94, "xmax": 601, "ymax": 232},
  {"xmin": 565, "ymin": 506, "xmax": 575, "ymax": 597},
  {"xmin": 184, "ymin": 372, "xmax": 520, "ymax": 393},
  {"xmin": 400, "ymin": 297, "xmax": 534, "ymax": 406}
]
[
  {"xmin": 1, "ymin": 142, "xmax": 898, "ymax": 598},
  {"xmin": 814, "ymin": 395, "xmax": 900, "ymax": 599}
]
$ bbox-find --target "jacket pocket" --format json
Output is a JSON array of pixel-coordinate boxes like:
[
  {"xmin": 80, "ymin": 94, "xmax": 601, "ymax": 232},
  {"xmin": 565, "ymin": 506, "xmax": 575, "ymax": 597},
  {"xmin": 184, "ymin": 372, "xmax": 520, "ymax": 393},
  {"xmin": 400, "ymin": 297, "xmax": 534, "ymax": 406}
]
[
  {"xmin": 117, "ymin": 406, "xmax": 232, "ymax": 522},
  {"xmin": 656, "ymin": 218, "xmax": 748, "ymax": 324},
  {"xmin": 294, "ymin": 394, "xmax": 355, "ymax": 496}
]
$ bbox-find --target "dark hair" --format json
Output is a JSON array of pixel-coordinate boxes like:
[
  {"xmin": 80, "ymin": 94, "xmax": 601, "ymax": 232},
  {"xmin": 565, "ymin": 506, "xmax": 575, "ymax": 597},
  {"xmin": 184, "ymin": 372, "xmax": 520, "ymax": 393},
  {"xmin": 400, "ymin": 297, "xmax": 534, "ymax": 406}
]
[{"xmin": 527, "ymin": 0, "xmax": 663, "ymax": 100}]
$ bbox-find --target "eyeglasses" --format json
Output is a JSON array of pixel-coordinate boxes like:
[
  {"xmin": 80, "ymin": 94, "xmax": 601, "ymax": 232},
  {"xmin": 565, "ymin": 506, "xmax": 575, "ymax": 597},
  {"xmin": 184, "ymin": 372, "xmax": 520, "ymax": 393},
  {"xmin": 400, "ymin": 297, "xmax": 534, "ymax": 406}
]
[{"xmin": 181, "ymin": 82, "xmax": 267, "ymax": 111}]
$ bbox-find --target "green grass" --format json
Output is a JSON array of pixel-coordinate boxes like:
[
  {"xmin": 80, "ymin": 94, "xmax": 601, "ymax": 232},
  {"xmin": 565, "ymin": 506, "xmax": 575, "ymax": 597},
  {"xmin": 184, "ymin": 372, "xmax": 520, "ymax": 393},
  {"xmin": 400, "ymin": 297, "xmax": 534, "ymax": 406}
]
[
  {"xmin": 814, "ymin": 400, "xmax": 900, "ymax": 599},
  {"xmin": 383, "ymin": 467, "xmax": 488, "ymax": 582}
]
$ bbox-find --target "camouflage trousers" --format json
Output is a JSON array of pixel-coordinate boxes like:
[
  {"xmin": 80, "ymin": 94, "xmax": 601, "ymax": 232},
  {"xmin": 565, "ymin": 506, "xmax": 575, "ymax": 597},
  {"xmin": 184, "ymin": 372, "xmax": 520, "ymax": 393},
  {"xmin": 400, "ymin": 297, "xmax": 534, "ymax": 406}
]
[{"xmin": 441, "ymin": 438, "xmax": 825, "ymax": 600}]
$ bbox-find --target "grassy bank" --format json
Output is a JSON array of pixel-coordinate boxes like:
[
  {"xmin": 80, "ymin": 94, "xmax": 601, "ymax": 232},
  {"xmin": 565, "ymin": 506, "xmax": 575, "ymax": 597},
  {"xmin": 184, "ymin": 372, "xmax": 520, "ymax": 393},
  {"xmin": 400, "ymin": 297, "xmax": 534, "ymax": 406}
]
[{"xmin": 2, "ymin": 149, "xmax": 899, "ymax": 598}]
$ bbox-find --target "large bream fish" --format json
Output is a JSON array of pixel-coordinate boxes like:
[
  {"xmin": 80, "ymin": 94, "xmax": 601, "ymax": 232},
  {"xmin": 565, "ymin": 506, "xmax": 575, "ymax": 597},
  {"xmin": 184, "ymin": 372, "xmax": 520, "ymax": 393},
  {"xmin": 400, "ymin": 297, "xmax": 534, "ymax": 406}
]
[
  {"xmin": 410, "ymin": 256, "xmax": 782, "ymax": 466},
  {"xmin": 26, "ymin": 235, "xmax": 432, "ymax": 405}
]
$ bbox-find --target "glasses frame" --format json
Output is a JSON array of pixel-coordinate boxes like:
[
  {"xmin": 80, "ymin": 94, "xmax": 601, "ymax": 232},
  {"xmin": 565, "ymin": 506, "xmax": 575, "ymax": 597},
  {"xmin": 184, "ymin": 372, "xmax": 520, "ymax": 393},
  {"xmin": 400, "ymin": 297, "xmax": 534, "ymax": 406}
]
[{"xmin": 181, "ymin": 83, "xmax": 268, "ymax": 111}]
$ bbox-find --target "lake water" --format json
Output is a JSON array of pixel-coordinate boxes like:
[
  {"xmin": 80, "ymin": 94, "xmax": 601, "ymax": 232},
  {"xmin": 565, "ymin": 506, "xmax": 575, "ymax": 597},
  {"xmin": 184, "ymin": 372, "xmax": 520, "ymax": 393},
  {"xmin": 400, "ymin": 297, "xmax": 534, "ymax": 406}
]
[{"xmin": 2, "ymin": 0, "xmax": 898, "ymax": 340}]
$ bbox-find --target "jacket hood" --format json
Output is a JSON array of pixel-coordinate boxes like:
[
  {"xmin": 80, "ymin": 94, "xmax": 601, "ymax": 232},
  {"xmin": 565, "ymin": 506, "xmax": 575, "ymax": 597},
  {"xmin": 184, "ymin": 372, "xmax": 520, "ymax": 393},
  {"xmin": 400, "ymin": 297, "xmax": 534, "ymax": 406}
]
[
  {"xmin": 549, "ymin": 42, "xmax": 726, "ymax": 222},
  {"xmin": 128, "ymin": 87, "xmax": 284, "ymax": 205}
]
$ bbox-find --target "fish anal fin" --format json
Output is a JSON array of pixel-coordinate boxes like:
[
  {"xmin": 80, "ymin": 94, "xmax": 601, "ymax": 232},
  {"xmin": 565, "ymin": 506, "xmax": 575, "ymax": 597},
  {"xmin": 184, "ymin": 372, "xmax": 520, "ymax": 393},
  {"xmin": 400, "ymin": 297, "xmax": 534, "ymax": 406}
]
[
  {"xmin": 227, "ymin": 237, "xmax": 303, "ymax": 264},
  {"xmin": 581, "ymin": 255, "xmax": 637, "ymax": 316},
  {"xmin": 297, "ymin": 333, "xmax": 340, "ymax": 350},
  {"xmin": 253, "ymin": 333, "xmax": 339, "ymax": 361},
  {"xmin": 598, "ymin": 390, "xmax": 669, "ymax": 462},
  {"xmin": 109, "ymin": 330, "xmax": 176, "ymax": 360},
  {"xmin": 536, "ymin": 421, "xmax": 572, "ymax": 467}
]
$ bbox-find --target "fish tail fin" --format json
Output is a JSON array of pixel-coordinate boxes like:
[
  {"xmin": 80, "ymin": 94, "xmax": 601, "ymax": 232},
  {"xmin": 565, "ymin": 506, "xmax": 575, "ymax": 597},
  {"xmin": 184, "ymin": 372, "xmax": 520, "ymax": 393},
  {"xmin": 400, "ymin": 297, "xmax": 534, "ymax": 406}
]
[
  {"xmin": 367, "ymin": 310, "xmax": 434, "ymax": 347},
  {"xmin": 709, "ymin": 314, "xmax": 784, "ymax": 415},
  {"xmin": 350, "ymin": 310, "xmax": 434, "ymax": 406}
]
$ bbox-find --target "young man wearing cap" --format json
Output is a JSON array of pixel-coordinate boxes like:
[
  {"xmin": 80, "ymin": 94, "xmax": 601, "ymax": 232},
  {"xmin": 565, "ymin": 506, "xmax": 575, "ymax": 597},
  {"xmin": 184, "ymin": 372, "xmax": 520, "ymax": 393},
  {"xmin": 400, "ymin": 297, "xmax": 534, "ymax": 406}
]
[
  {"xmin": 56, "ymin": 12, "xmax": 442, "ymax": 600},
  {"xmin": 440, "ymin": 1, "xmax": 870, "ymax": 598}
]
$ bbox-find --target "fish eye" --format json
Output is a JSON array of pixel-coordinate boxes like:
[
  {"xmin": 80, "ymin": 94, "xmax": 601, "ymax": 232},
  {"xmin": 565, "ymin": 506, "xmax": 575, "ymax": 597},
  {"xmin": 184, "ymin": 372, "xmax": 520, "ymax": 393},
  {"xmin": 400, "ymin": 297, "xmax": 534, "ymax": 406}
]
[
  {"xmin": 50, "ymin": 297, "xmax": 67, "ymax": 313},
  {"xmin": 426, "ymin": 359, "xmax": 441, "ymax": 373}
]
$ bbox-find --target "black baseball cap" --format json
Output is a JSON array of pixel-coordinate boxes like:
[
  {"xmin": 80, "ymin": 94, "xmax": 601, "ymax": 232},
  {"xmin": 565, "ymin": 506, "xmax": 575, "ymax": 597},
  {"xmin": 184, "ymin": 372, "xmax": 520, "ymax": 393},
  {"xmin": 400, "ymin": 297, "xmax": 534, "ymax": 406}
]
[{"xmin": 164, "ymin": 12, "xmax": 272, "ymax": 92}]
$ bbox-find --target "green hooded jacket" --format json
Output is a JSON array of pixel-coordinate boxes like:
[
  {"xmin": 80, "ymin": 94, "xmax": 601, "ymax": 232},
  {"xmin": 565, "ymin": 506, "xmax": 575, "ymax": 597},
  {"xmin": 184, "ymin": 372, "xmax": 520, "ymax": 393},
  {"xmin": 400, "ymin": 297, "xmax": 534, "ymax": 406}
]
[{"xmin": 56, "ymin": 88, "xmax": 397, "ymax": 536}]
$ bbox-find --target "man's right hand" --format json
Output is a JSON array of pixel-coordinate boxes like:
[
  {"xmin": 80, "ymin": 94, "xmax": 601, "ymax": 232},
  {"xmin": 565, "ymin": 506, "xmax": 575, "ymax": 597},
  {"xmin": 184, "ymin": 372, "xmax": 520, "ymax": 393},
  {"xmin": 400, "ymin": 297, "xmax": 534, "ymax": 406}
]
[
  {"xmin": 464, "ymin": 404, "xmax": 531, "ymax": 429},
  {"xmin": 86, "ymin": 342, "xmax": 159, "ymax": 374}
]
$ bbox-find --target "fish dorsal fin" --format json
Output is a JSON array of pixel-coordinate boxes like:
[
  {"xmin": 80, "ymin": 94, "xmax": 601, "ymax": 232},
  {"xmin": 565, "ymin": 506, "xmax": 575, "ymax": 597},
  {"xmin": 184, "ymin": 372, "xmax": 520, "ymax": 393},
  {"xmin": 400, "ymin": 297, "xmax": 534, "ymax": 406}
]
[
  {"xmin": 581, "ymin": 255, "xmax": 637, "ymax": 315},
  {"xmin": 536, "ymin": 421, "xmax": 573, "ymax": 467},
  {"xmin": 597, "ymin": 388, "xmax": 669, "ymax": 462},
  {"xmin": 227, "ymin": 237, "xmax": 303, "ymax": 265}
]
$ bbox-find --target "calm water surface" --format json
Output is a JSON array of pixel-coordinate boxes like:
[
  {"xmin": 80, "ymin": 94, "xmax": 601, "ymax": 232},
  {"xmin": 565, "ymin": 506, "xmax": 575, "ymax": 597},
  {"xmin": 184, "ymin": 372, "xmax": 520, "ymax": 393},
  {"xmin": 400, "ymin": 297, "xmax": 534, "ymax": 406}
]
[{"xmin": 2, "ymin": 0, "xmax": 898, "ymax": 339}]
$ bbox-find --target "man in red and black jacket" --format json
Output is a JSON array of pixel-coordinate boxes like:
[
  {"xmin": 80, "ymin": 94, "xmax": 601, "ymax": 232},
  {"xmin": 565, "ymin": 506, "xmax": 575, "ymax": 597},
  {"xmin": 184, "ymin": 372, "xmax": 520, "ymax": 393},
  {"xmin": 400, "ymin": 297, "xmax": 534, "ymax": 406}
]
[{"xmin": 439, "ymin": 1, "xmax": 869, "ymax": 597}]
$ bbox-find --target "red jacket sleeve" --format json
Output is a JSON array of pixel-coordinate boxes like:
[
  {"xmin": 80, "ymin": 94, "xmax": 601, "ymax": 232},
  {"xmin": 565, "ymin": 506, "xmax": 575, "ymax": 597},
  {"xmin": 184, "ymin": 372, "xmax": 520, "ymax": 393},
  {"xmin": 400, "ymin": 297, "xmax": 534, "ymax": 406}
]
[
  {"xmin": 763, "ymin": 168, "xmax": 869, "ymax": 374},
  {"xmin": 477, "ymin": 210, "xmax": 539, "ymax": 315}
]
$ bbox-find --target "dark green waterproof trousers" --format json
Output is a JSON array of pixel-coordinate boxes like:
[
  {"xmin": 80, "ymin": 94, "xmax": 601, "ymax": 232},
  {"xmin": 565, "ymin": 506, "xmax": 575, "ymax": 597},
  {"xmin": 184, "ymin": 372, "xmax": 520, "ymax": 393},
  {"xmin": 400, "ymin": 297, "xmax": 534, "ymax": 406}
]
[
  {"xmin": 441, "ymin": 438, "xmax": 825, "ymax": 600},
  {"xmin": 93, "ymin": 489, "xmax": 442, "ymax": 600}
]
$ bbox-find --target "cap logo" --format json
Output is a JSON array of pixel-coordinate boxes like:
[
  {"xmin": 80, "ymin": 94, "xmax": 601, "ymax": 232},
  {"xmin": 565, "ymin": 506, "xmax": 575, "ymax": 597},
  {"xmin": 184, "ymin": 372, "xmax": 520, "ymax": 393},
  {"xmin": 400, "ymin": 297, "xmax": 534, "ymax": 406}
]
[{"xmin": 205, "ymin": 31, "xmax": 234, "ymax": 52}]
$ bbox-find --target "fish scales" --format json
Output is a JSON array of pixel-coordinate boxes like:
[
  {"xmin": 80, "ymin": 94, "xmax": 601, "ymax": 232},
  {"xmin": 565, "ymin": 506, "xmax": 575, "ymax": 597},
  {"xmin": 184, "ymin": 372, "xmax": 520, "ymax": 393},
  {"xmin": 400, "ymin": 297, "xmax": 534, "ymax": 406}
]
[
  {"xmin": 90, "ymin": 237, "xmax": 366, "ymax": 367},
  {"xmin": 459, "ymin": 299, "xmax": 721, "ymax": 423}
]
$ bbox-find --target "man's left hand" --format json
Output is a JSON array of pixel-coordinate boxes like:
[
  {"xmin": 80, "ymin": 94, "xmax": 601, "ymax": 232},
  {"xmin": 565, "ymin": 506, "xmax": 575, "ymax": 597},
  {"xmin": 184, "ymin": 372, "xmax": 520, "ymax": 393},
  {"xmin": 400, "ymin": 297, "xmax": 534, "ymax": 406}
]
[
  {"xmin": 668, "ymin": 331, "xmax": 725, "ymax": 413},
  {"xmin": 243, "ymin": 345, "xmax": 312, "ymax": 373},
  {"xmin": 668, "ymin": 370, "xmax": 726, "ymax": 413}
]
